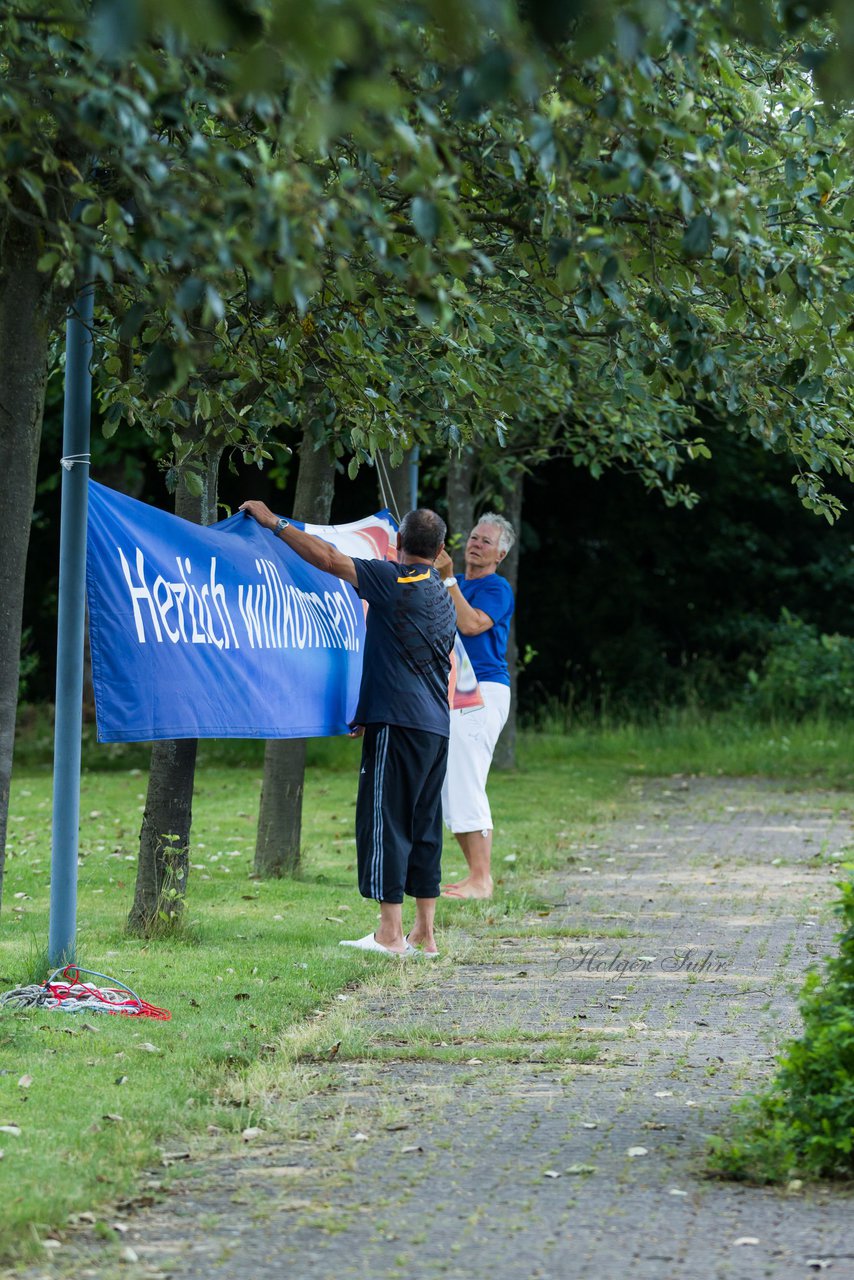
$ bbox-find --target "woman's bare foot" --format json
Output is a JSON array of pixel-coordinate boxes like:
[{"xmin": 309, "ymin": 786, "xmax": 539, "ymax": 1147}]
[
  {"xmin": 405, "ymin": 930, "xmax": 439, "ymax": 955},
  {"xmin": 444, "ymin": 832, "xmax": 493, "ymax": 900},
  {"xmin": 441, "ymin": 876, "xmax": 493, "ymax": 900}
]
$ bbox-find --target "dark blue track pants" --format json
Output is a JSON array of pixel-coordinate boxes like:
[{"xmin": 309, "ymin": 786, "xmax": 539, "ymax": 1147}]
[{"xmin": 355, "ymin": 724, "xmax": 448, "ymax": 903}]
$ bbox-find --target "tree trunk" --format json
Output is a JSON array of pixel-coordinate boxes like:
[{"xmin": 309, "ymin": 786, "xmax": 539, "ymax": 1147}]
[
  {"xmin": 254, "ymin": 744, "xmax": 306, "ymax": 879},
  {"xmin": 446, "ymin": 447, "xmax": 476, "ymax": 549},
  {"xmin": 0, "ymin": 217, "xmax": 57, "ymax": 917},
  {"xmin": 493, "ymin": 469, "xmax": 524, "ymax": 771},
  {"xmin": 127, "ymin": 737, "xmax": 199, "ymax": 933},
  {"xmin": 127, "ymin": 446, "xmax": 221, "ymax": 934},
  {"xmin": 254, "ymin": 429, "xmax": 336, "ymax": 877}
]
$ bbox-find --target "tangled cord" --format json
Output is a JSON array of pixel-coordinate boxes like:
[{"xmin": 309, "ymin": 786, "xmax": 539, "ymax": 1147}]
[{"xmin": 0, "ymin": 964, "xmax": 171, "ymax": 1020}]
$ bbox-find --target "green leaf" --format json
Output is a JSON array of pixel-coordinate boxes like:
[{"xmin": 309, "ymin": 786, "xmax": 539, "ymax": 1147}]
[
  {"xmin": 80, "ymin": 202, "xmax": 103, "ymax": 226},
  {"xmin": 18, "ymin": 170, "xmax": 46, "ymax": 215},
  {"xmin": 411, "ymin": 197, "xmax": 440, "ymax": 243},
  {"xmin": 414, "ymin": 295, "xmax": 439, "ymax": 326},
  {"xmin": 205, "ymin": 286, "xmax": 225, "ymax": 322},
  {"xmin": 794, "ymin": 377, "xmax": 824, "ymax": 402},
  {"xmin": 101, "ymin": 402, "xmax": 123, "ymax": 439},
  {"xmin": 681, "ymin": 214, "xmax": 712, "ymax": 258},
  {"xmin": 89, "ymin": 0, "xmax": 144, "ymax": 61},
  {"xmin": 118, "ymin": 302, "xmax": 147, "ymax": 343},
  {"xmin": 175, "ymin": 278, "xmax": 206, "ymax": 313},
  {"xmin": 183, "ymin": 470, "xmax": 205, "ymax": 497},
  {"xmin": 784, "ymin": 157, "xmax": 803, "ymax": 190},
  {"xmin": 144, "ymin": 344, "xmax": 176, "ymax": 393}
]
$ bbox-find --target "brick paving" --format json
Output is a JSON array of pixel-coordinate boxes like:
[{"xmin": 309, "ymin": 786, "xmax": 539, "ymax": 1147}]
[{"xmin": 23, "ymin": 777, "xmax": 854, "ymax": 1280}]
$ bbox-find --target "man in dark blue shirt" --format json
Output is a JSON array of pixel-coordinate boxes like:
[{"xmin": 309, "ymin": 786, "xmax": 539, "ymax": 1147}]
[{"xmin": 240, "ymin": 500, "xmax": 455, "ymax": 955}]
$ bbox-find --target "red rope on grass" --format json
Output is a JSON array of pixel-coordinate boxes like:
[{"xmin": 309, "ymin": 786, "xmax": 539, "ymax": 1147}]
[{"xmin": 40, "ymin": 965, "xmax": 172, "ymax": 1020}]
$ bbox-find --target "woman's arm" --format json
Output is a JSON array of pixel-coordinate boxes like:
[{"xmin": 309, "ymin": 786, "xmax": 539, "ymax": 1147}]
[{"xmin": 434, "ymin": 549, "xmax": 494, "ymax": 636}]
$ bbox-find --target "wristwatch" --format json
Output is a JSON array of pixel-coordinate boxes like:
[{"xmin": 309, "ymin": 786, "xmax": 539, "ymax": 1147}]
[
  {"xmin": 274, "ymin": 516, "xmax": 290, "ymax": 534},
  {"xmin": 444, "ymin": 576, "xmax": 458, "ymax": 589}
]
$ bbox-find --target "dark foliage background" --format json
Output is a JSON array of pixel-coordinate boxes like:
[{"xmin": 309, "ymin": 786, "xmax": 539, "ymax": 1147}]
[{"xmin": 519, "ymin": 436, "xmax": 854, "ymax": 717}]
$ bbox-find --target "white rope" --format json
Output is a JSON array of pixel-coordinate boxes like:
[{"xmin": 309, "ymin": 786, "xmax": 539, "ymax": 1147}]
[
  {"xmin": 0, "ymin": 983, "xmax": 45, "ymax": 1009},
  {"xmin": 60, "ymin": 453, "xmax": 91, "ymax": 471},
  {"xmin": 374, "ymin": 450, "xmax": 402, "ymax": 524},
  {"xmin": 0, "ymin": 980, "xmax": 143, "ymax": 1015}
]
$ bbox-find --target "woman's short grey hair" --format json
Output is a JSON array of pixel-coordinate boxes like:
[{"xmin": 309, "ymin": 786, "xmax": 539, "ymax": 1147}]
[{"xmin": 476, "ymin": 512, "xmax": 516, "ymax": 555}]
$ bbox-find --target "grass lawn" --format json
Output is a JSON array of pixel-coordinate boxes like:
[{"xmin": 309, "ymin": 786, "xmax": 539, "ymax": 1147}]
[{"xmin": 1, "ymin": 712, "xmax": 853, "ymax": 1260}]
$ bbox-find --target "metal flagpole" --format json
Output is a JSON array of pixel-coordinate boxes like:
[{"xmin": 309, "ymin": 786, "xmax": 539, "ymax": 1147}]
[{"xmin": 48, "ymin": 263, "xmax": 94, "ymax": 966}]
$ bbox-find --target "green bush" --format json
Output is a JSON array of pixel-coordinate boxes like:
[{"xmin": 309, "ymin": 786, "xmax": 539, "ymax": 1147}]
[
  {"xmin": 746, "ymin": 610, "xmax": 854, "ymax": 719},
  {"xmin": 709, "ymin": 871, "xmax": 854, "ymax": 1183}
]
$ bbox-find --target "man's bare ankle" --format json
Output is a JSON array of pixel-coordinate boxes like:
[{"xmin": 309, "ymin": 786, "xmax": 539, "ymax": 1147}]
[{"xmin": 375, "ymin": 931, "xmax": 405, "ymax": 951}]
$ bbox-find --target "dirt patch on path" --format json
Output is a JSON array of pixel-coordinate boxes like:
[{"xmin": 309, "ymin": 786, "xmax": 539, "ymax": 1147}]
[{"xmin": 18, "ymin": 778, "xmax": 854, "ymax": 1280}]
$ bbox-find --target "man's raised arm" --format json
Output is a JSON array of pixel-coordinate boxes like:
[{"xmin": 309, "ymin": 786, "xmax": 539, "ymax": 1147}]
[{"xmin": 239, "ymin": 500, "xmax": 358, "ymax": 588}]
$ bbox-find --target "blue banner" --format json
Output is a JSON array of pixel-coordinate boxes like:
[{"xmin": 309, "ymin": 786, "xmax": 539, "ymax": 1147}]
[{"xmin": 86, "ymin": 481, "xmax": 397, "ymax": 743}]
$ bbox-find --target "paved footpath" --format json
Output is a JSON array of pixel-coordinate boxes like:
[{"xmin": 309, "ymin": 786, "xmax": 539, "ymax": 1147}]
[{"xmin": 25, "ymin": 777, "xmax": 854, "ymax": 1280}]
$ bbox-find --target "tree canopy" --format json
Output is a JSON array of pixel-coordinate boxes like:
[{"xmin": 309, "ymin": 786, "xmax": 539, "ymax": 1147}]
[{"xmin": 3, "ymin": 2, "xmax": 853, "ymax": 508}]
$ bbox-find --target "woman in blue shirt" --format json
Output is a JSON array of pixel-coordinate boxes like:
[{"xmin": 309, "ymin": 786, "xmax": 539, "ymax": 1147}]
[{"xmin": 436, "ymin": 513, "xmax": 516, "ymax": 899}]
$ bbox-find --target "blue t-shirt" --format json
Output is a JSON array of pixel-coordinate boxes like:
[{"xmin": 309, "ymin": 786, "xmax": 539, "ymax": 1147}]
[
  {"xmin": 353, "ymin": 559, "xmax": 457, "ymax": 737},
  {"xmin": 458, "ymin": 573, "xmax": 515, "ymax": 685}
]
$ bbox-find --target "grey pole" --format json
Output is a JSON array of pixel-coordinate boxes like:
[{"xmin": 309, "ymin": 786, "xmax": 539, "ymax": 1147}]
[{"xmin": 48, "ymin": 266, "xmax": 94, "ymax": 967}]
